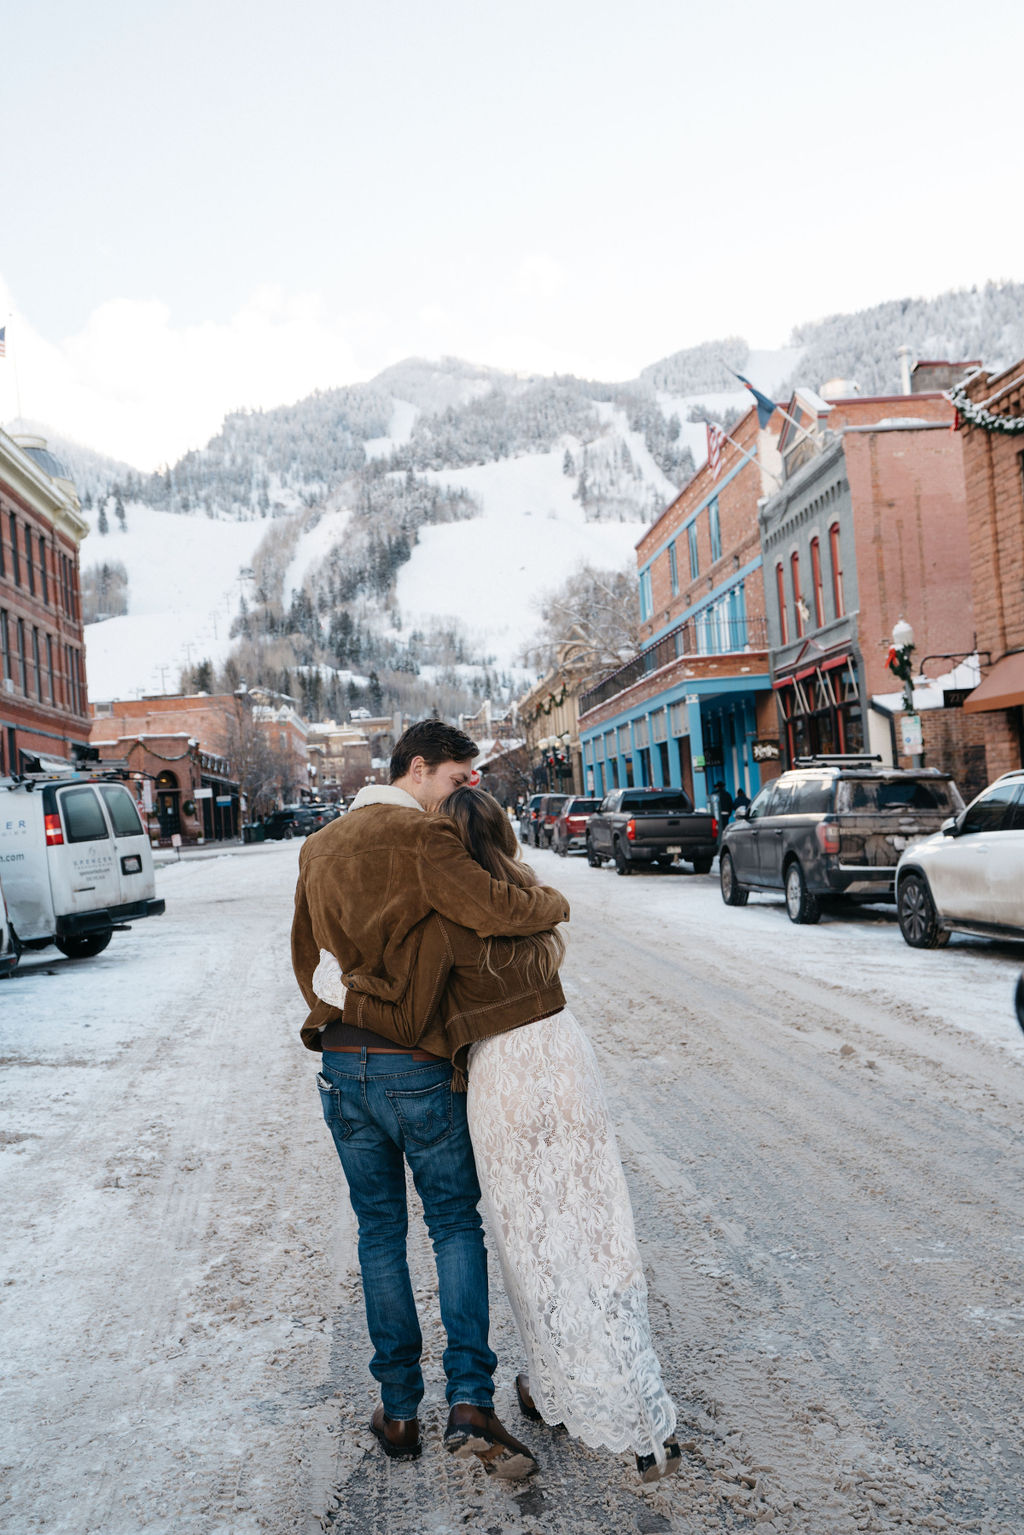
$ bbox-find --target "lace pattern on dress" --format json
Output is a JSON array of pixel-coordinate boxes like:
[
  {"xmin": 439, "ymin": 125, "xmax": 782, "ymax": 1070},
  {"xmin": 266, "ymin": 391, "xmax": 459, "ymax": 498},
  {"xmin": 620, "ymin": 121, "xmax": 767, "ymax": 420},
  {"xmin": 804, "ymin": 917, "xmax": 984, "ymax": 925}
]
[{"xmin": 468, "ymin": 1009, "xmax": 676, "ymax": 1461}]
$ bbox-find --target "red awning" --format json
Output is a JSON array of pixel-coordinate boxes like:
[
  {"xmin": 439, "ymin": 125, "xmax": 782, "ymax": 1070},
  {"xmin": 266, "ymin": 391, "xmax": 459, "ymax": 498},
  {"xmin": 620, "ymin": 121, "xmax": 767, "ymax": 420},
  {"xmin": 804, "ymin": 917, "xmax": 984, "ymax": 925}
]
[
  {"xmin": 821, "ymin": 654, "xmax": 851, "ymax": 672},
  {"xmin": 963, "ymin": 652, "xmax": 1024, "ymax": 713}
]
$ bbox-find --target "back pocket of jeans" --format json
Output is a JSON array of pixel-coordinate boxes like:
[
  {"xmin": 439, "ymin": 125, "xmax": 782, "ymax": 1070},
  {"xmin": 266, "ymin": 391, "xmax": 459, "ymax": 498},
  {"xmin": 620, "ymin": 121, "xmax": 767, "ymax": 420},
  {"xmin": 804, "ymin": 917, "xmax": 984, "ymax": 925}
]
[
  {"xmin": 386, "ymin": 1079, "xmax": 453, "ymax": 1147},
  {"xmin": 317, "ymin": 1072, "xmax": 353, "ymax": 1143}
]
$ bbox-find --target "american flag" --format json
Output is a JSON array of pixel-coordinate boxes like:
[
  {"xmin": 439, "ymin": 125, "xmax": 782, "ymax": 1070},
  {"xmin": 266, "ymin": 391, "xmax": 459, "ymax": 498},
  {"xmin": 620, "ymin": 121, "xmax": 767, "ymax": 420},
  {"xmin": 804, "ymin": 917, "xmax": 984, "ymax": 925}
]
[
  {"xmin": 706, "ymin": 421, "xmax": 725, "ymax": 479},
  {"xmin": 0, "ymin": 326, "xmax": 5, "ymax": 358}
]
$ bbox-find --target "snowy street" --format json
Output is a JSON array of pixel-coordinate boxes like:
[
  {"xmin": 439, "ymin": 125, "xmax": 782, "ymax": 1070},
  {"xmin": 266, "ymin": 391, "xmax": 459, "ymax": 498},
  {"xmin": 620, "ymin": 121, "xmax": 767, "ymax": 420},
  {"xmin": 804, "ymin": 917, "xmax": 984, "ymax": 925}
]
[{"xmin": 1, "ymin": 839, "xmax": 1022, "ymax": 1535}]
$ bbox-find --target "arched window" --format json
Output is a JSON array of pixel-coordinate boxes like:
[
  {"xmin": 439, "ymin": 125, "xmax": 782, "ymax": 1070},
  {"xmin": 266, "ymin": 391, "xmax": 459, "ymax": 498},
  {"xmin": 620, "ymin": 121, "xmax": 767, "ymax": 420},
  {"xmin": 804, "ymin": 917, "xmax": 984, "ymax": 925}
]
[
  {"xmin": 829, "ymin": 523, "xmax": 845, "ymax": 616},
  {"xmin": 810, "ymin": 537, "xmax": 825, "ymax": 628},
  {"xmin": 776, "ymin": 562, "xmax": 789, "ymax": 644},
  {"xmin": 791, "ymin": 551, "xmax": 805, "ymax": 638}
]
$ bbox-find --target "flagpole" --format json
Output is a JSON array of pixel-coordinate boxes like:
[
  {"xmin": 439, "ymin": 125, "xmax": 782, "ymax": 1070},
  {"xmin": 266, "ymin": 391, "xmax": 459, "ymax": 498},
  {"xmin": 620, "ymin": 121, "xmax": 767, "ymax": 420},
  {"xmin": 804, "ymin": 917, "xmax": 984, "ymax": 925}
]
[{"xmin": 713, "ymin": 425, "xmax": 782, "ymax": 489}]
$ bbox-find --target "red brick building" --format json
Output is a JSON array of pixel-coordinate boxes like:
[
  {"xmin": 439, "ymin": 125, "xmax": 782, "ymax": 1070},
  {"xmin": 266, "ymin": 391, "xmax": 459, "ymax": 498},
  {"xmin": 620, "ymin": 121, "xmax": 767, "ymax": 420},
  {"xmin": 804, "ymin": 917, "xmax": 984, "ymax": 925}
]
[
  {"xmin": 956, "ymin": 360, "xmax": 1024, "ymax": 778},
  {"xmin": 759, "ymin": 385, "xmax": 977, "ymax": 782},
  {"xmin": 578, "ymin": 404, "xmax": 783, "ymax": 807},
  {"xmin": 0, "ymin": 431, "xmax": 90, "ymax": 774}
]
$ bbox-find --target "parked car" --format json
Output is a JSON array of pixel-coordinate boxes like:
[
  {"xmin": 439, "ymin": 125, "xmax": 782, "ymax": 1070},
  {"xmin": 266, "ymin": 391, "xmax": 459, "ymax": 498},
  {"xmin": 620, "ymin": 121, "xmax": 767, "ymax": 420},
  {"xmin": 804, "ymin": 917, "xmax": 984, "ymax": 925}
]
[
  {"xmin": 586, "ymin": 787, "xmax": 717, "ymax": 875},
  {"xmin": 262, "ymin": 805, "xmax": 323, "ymax": 840},
  {"xmin": 531, "ymin": 793, "xmax": 569, "ymax": 848},
  {"xmin": 518, "ymin": 794, "xmax": 545, "ymax": 844},
  {"xmin": 719, "ymin": 755, "xmax": 965, "ymax": 924},
  {"xmin": 894, "ymin": 769, "xmax": 1024, "ymax": 948},
  {"xmin": 0, "ymin": 875, "xmax": 18, "ymax": 976},
  {"xmin": 551, "ymin": 796, "xmax": 602, "ymax": 856},
  {"xmin": 0, "ymin": 770, "xmax": 164, "ymax": 959}
]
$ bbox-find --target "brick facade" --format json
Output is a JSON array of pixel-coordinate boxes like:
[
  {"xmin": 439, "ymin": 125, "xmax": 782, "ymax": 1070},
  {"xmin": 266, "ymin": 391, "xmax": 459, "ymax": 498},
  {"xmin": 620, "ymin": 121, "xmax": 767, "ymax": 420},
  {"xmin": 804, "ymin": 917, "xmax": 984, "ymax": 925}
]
[
  {"xmin": 958, "ymin": 360, "xmax": 1024, "ymax": 776},
  {"xmin": 0, "ymin": 431, "xmax": 90, "ymax": 773}
]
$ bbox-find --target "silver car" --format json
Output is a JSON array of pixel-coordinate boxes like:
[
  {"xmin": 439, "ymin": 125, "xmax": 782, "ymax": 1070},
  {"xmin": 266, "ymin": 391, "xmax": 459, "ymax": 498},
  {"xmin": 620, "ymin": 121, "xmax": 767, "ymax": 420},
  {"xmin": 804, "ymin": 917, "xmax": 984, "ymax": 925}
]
[{"xmin": 894, "ymin": 770, "xmax": 1024, "ymax": 947}]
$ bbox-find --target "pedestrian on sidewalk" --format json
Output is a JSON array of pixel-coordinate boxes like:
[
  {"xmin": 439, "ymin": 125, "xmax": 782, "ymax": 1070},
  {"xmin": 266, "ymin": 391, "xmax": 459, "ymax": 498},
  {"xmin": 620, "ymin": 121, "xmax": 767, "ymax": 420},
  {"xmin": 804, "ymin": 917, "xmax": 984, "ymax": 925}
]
[
  {"xmin": 291, "ymin": 720, "xmax": 569, "ymax": 1479},
  {"xmin": 334, "ymin": 786, "xmax": 682, "ymax": 1484}
]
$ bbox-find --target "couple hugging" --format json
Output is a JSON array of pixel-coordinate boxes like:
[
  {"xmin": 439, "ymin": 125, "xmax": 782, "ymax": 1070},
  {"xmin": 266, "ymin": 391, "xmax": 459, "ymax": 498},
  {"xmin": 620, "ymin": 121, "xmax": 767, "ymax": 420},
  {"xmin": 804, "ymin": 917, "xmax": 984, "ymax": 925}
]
[{"xmin": 291, "ymin": 720, "xmax": 679, "ymax": 1485}]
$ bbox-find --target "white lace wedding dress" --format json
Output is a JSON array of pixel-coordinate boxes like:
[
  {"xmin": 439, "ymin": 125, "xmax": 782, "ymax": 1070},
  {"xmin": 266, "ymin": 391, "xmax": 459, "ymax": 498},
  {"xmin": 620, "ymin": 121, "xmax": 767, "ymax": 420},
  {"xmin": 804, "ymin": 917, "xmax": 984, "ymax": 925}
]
[{"xmin": 468, "ymin": 1009, "xmax": 677, "ymax": 1464}]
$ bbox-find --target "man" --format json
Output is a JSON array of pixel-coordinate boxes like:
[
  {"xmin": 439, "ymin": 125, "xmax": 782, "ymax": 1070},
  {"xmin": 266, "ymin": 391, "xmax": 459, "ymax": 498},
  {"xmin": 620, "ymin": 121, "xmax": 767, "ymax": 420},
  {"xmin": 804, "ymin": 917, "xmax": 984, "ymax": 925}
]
[{"xmin": 292, "ymin": 720, "xmax": 569, "ymax": 1478}]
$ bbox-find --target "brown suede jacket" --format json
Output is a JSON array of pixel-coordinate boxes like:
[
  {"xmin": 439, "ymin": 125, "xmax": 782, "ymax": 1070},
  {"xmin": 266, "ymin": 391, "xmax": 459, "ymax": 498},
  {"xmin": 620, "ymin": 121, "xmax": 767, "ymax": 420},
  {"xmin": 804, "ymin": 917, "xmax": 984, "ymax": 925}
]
[
  {"xmin": 292, "ymin": 794, "xmax": 569, "ymax": 1051},
  {"xmin": 343, "ymin": 914, "xmax": 566, "ymax": 1083}
]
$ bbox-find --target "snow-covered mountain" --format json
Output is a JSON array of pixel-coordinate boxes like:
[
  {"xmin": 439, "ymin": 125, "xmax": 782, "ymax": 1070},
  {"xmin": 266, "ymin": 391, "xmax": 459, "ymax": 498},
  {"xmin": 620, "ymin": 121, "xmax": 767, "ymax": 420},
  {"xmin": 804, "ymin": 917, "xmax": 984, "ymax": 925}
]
[{"xmin": 41, "ymin": 278, "xmax": 1024, "ymax": 716}]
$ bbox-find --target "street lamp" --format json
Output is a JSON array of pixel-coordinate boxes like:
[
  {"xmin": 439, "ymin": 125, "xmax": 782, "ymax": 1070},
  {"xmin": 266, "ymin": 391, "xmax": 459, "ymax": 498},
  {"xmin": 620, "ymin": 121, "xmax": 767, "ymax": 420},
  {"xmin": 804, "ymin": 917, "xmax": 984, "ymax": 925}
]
[{"xmin": 888, "ymin": 618, "xmax": 916, "ymax": 712}]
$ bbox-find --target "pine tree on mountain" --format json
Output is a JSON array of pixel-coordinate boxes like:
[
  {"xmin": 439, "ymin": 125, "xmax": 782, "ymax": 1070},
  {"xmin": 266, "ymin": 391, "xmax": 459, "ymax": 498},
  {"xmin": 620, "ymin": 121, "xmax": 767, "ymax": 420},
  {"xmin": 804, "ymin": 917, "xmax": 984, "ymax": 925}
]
[
  {"xmin": 563, "ymin": 448, "xmax": 574, "ymax": 476},
  {"xmin": 368, "ymin": 670, "xmax": 383, "ymax": 713},
  {"xmin": 97, "ymin": 500, "xmax": 109, "ymax": 535},
  {"xmin": 115, "ymin": 493, "xmax": 127, "ymax": 532}
]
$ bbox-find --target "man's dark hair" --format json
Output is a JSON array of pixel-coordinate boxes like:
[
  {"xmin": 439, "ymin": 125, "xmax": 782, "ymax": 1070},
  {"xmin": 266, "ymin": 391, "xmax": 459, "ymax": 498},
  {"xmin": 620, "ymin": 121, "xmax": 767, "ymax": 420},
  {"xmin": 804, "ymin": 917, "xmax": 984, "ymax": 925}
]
[{"xmin": 389, "ymin": 720, "xmax": 478, "ymax": 782}]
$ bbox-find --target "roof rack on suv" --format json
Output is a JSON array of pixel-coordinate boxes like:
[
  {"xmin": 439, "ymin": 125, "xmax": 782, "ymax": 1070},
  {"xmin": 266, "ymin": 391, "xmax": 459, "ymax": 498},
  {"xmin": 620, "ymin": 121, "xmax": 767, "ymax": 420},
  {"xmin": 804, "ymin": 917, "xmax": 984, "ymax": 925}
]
[{"xmin": 792, "ymin": 754, "xmax": 883, "ymax": 767}]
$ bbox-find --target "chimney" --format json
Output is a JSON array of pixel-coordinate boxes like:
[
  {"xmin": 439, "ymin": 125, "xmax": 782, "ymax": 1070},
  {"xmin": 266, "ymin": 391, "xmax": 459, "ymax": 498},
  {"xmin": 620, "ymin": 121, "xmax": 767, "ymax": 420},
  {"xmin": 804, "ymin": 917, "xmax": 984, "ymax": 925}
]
[{"xmin": 897, "ymin": 346, "xmax": 913, "ymax": 396}]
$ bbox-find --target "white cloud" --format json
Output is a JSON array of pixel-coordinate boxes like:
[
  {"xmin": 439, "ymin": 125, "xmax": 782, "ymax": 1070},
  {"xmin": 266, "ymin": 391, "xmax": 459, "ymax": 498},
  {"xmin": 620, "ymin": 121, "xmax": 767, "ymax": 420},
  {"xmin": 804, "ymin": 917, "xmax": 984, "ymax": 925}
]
[{"xmin": 0, "ymin": 278, "xmax": 366, "ymax": 470}]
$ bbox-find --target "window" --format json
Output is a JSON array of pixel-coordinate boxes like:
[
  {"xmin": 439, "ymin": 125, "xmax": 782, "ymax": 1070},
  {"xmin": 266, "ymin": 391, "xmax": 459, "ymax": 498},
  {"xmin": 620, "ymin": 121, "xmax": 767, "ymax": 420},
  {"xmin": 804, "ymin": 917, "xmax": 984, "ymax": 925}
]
[
  {"xmin": 791, "ymin": 551, "xmax": 805, "ymax": 637},
  {"xmin": 776, "ymin": 562, "xmax": 789, "ymax": 644},
  {"xmin": 688, "ymin": 522, "xmax": 699, "ymax": 579},
  {"xmin": 46, "ymin": 634, "xmax": 54, "ymax": 703},
  {"xmin": 960, "ymin": 782, "xmax": 1019, "ymax": 835},
  {"xmin": 25, "ymin": 523, "xmax": 35, "ymax": 596},
  {"xmin": 32, "ymin": 628, "xmax": 42, "ymax": 701},
  {"xmin": 0, "ymin": 611, "xmax": 8, "ymax": 682},
  {"xmin": 708, "ymin": 498, "xmax": 721, "ymax": 562},
  {"xmin": 829, "ymin": 523, "xmax": 845, "ymax": 617},
  {"xmin": 39, "ymin": 535, "xmax": 49, "ymax": 605},
  {"xmin": 748, "ymin": 784, "xmax": 776, "ymax": 820},
  {"xmin": 789, "ymin": 776, "xmax": 834, "ymax": 814},
  {"xmin": 668, "ymin": 541, "xmax": 678, "ymax": 596},
  {"xmin": 17, "ymin": 619, "xmax": 27, "ymax": 692},
  {"xmin": 100, "ymin": 785, "xmax": 146, "ymax": 836},
  {"xmin": 9, "ymin": 514, "xmax": 20, "ymax": 585},
  {"xmin": 60, "ymin": 786, "xmax": 110, "ymax": 842},
  {"xmin": 810, "ymin": 537, "xmax": 825, "ymax": 628},
  {"xmin": 639, "ymin": 567, "xmax": 653, "ymax": 620}
]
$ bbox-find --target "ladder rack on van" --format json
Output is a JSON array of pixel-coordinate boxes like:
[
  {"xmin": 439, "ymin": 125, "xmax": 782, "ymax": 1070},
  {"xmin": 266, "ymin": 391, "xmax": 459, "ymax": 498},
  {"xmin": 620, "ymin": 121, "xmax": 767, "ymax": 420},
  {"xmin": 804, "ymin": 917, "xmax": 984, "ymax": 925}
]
[{"xmin": 1, "ymin": 766, "xmax": 132, "ymax": 791}]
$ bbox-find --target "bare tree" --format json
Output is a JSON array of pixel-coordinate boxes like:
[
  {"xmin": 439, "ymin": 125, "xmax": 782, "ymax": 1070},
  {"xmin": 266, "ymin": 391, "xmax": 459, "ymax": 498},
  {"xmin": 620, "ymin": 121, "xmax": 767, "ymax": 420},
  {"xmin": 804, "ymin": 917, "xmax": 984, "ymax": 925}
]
[
  {"xmin": 524, "ymin": 563, "xmax": 641, "ymax": 681},
  {"xmin": 221, "ymin": 697, "xmax": 302, "ymax": 816}
]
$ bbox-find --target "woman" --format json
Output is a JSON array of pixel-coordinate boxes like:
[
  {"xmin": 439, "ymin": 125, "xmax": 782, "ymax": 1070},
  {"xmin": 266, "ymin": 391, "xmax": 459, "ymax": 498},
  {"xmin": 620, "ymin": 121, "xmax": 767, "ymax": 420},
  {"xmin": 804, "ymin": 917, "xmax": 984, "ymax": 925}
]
[{"xmin": 318, "ymin": 787, "xmax": 680, "ymax": 1482}]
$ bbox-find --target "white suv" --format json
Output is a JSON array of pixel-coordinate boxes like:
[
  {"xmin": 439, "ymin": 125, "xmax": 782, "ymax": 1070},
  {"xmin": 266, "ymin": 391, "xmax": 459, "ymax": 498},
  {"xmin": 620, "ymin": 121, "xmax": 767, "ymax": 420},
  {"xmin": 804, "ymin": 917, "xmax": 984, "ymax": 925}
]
[{"xmin": 895, "ymin": 770, "xmax": 1024, "ymax": 948}]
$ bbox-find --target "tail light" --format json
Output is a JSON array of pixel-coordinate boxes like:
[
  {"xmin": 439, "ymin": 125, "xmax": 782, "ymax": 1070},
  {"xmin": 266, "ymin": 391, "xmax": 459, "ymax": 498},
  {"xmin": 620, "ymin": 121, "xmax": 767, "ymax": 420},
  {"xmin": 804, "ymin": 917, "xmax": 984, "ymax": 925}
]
[
  {"xmin": 45, "ymin": 812, "xmax": 64, "ymax": 846},
  {"xmin": 567, "ymin": 817, "xmax": 585, "ymax": 831},
  {"xmin": 817, "ymin": 820, "xmax": 841, "ymax": 855},
  {"xmin": 626, "ymin": 818, "xmax": 636, "ymax": 841},
  {"xmin": 711, "ymin": 816, "xmax": 719, "ymax": 841}
]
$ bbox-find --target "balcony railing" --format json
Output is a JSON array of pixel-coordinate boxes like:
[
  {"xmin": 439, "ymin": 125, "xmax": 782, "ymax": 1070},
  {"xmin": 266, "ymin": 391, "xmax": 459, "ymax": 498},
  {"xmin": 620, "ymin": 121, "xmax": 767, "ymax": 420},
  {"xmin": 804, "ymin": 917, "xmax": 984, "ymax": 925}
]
[{"xmin": 579, "ymin": 614, "xmax": 768, "ymax": 717}]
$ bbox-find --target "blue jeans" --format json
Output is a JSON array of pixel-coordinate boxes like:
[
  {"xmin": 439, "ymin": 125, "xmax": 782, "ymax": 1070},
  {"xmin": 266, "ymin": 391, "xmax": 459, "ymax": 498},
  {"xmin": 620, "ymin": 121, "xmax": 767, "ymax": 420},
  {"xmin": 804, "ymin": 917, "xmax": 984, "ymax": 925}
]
[{"xmin": 317, "ymin": 1049, "xmax": 496, "ymax": 1419}]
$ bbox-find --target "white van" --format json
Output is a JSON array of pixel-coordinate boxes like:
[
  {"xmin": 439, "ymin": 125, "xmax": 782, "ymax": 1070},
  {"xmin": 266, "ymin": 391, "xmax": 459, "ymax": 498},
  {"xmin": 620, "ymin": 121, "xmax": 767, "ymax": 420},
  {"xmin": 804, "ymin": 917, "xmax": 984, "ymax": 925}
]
[
  {"xmin": 0, "ymin": 875, "xmax": 17, "ymax": 976},
  {"xmin": 0, "ymin": 772, "xmax": 164, "ymax": 960}
]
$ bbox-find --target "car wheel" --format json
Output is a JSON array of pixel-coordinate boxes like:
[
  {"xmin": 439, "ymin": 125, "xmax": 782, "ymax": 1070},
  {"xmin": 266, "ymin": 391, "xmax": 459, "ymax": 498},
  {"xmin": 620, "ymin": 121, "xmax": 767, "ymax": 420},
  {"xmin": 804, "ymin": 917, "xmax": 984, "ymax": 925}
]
[
  {"xmin": 719, "ymin": 852, "xmax": 749, "ymax": 906},
  {"xmin": 55, "ymin": 931, "xmax": 113, "ymax": 960},
  {"xmin": 691, "ymin": 857, "xmax": 713, "ymax": 876},
  {"xmin": 784, "ymin": 861, "xmax": 820, "ymax": 924},
  {"xmin": 614, "ymin": 842, "xmax": 632, "ymax": 876},
  {"xmin": 897, "ymin": 872, "xmax": 950, "ymax": 949},
  {"xmin": 586, "ymin": 838, "xmax": 602, "ymax": 868}
]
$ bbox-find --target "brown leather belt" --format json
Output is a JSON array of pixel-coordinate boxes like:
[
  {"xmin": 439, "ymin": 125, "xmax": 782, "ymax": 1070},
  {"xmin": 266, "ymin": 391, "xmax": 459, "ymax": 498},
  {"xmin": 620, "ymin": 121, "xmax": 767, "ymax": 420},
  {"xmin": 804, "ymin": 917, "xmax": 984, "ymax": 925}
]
[{"xmin": 326, "ymin": 1046, "xmax": 446, "ymax": 1062}]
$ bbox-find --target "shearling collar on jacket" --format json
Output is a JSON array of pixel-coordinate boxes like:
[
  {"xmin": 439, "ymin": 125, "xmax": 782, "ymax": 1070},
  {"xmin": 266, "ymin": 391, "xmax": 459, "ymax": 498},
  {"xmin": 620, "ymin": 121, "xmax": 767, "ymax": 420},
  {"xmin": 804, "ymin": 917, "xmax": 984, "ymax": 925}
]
[{"xmin": 348, "ymin": 783, "xmax": 423, "ymax": 813}]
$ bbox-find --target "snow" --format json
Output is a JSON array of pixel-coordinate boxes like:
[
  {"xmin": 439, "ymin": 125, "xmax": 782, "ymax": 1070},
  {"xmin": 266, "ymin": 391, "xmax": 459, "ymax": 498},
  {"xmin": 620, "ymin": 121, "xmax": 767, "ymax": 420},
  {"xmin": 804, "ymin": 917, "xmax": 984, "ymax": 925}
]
[
  {"xmin": 363, "ymin": 396, "xmax": 418, "ymax": 460},
  {"xmin": 82, "ymin": 502, "xmax": 267, "ymax": 698},
  {"xmin": 396, "ymin": 448, "xmax": 650, "ymax": 668},
  {"xmin": 2, "ymin": 839, "xmax": 1022, "ymax": 1532},
  {"xmin": 281, "ymin": 507, "xmax": 352, "ymax": 610}
]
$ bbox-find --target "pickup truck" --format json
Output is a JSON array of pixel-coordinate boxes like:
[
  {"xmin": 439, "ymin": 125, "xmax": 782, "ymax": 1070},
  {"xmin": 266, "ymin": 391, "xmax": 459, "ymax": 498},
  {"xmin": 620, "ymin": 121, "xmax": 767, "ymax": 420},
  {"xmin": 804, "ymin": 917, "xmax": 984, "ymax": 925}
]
[{"xmin": 585, "ymin": 787, "xmax": 718, "ymax": 876}]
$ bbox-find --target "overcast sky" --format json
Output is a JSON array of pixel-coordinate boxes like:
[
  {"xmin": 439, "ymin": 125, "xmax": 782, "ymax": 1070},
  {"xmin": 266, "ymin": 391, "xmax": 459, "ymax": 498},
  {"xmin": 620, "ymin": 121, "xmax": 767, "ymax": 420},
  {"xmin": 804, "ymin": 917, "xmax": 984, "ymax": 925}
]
[{"xmin": 1, "ymin": 0, "xmax": 1021, "ymax": 470}]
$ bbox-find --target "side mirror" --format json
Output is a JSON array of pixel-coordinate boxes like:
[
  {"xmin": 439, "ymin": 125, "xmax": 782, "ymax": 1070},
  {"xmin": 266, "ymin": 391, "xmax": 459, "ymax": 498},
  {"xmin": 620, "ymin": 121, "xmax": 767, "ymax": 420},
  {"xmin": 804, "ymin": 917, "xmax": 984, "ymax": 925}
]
[
  {"xmin": 732, "ymin": 805, "xmax": 749, "ymax": 821},
  {"xmin": 941, "ymin": 816, "xmax": 959, "ymax": 838}
]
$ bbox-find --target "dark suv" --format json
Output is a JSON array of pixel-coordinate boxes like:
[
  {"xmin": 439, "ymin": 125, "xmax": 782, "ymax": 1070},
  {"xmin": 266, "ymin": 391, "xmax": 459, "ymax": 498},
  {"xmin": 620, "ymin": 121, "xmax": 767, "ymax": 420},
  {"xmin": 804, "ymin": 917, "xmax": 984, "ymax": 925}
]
[
  {"xmin": 519, "ymin": 794, "xmax": 545, "ymax": 844},
  {"xmin": 262, "ymin": 804, "xmax": 325, "ymax": 840},
  {"xmin": 718, "ymin": 755, "xmax": 965, "ymax": 924}
]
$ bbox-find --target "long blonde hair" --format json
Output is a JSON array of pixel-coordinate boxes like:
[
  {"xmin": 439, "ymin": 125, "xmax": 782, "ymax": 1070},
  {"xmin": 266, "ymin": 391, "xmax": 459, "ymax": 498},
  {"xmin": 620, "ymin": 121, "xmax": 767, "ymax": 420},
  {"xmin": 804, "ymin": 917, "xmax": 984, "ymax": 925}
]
[{"xmin": 440, "ymin": 786, "xmax": 565, "ymax": 985}]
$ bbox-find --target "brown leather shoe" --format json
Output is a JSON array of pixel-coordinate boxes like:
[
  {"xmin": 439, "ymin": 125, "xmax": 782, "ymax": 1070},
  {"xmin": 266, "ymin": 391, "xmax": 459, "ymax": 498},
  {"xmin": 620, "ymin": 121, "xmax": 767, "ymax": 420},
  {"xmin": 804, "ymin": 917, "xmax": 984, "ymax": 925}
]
[
  {"xmin": 443, "ymin": 1402, "xmax": 538, "ymax": 1479},
  {"xmin": 370, "ymin": 1404, "xmax": 421, "ymax": 1461}
]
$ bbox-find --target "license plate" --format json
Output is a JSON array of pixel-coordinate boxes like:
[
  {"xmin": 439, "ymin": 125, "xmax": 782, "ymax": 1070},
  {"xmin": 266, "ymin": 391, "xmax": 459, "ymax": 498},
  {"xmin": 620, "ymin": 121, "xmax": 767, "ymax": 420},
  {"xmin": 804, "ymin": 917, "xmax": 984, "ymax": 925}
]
[{"xmin": 667, "ymin": 845, "xmax": 682, "ymax": 853}]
